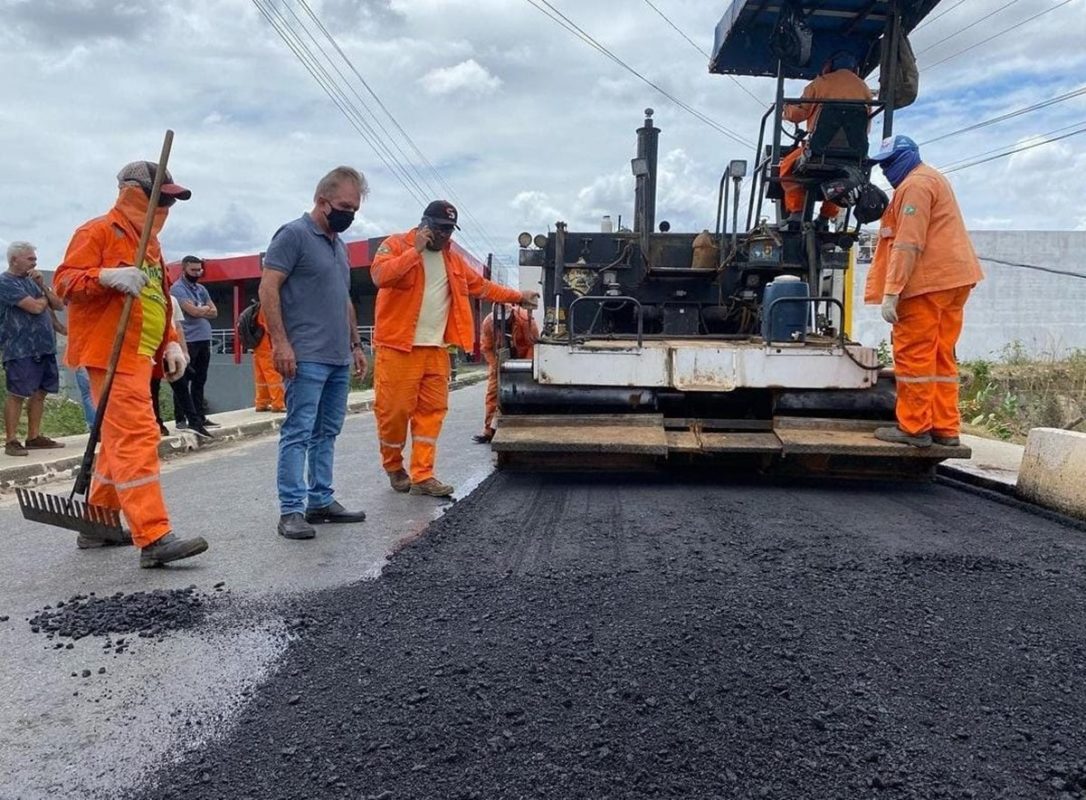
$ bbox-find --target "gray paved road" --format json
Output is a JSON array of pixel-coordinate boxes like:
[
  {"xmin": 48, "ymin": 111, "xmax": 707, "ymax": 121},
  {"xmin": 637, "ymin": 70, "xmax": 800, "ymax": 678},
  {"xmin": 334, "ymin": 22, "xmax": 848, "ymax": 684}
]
[{"xmin": 0, "ymin": 383, "xmax": 493, "ymax": 800}]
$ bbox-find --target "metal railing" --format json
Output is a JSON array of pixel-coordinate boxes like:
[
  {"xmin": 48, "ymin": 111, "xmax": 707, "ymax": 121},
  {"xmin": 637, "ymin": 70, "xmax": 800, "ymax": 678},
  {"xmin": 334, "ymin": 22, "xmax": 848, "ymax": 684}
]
[{"xmin": 210, "ymin": 326, "xmax": 376, "ymax": 355}]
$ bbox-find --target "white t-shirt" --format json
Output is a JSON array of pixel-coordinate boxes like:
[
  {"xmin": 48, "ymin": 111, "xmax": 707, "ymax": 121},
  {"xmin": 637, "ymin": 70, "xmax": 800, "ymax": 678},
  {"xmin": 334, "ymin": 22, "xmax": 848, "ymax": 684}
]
[{"xmin": 413, "ymin": 248, "xmax": 450, "ymax": 346}]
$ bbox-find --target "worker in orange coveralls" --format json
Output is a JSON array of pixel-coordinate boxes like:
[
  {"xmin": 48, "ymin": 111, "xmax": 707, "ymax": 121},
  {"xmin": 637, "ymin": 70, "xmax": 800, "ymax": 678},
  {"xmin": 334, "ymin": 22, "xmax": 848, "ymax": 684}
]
[
  {"xmin": 252, "ymin": 306, "xmax": 285, "ymax": 412},
  {"xmin": 865, "ymin": 135, "xmax": 984, "ymax": 449},
  {"xmin": 473, "ymin": 304, "xmax": 538, "ymax": 444},
  {"xmin": 371, "ymin": 200, "xmax": 540, "ymax": 497},
  {"xmin": 54, "ymin": 161, "xmax": 210, "ymax": 566},
  {"xmin": 780, "ymin": 51, "xmax": 872, "ymax": 224}
]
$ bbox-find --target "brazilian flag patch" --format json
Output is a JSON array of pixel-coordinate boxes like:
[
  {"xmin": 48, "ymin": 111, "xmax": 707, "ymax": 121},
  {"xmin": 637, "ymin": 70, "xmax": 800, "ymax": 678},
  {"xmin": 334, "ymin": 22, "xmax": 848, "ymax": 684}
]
[{"xmin": 903, "ymin": 204, "xmax": 917, "ymax": 215}]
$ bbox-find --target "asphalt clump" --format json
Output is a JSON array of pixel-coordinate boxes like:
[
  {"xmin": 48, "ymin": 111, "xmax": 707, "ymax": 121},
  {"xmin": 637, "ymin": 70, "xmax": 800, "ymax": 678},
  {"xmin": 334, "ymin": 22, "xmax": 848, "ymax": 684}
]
[
  {"xmin": 129, "ymin": 475, "xmax": 1086, "ymax": 800},
  {"xmin": 28, "ymin": 586, "xmax": 213, "ymax": 647}
]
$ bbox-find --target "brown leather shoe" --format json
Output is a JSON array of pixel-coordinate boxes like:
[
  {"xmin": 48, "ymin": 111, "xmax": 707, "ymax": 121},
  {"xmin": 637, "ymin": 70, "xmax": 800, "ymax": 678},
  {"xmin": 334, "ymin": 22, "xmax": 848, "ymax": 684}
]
[
  {"xmin": 5, "ymin": 440, "xmax": 28, "ymax": 457},
  {"xmin": 388, "ymin": 469, "xmax": 410, "ymax": 493},
  {"xmin": 409, "ymin": 478, "xmax": 454, "ymax": 497},
  {"xmin": 25, "ymin": 435, "xmax": 65, "ymax": 450}
]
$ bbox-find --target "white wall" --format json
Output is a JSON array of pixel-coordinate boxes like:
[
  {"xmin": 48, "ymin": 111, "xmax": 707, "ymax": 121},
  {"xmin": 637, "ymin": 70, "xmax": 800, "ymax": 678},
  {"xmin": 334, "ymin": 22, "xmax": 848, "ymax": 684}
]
[{"xmin": 852, "ymin": 230, "xmax": 1086, "ymax": 361}]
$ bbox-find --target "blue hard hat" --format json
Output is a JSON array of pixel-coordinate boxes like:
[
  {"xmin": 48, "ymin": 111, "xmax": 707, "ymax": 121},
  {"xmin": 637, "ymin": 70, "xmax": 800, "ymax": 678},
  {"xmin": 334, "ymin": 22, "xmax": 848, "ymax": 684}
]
[{"xmin": 870, "ymin": 134, "xmax": 919, "ymax": 162}]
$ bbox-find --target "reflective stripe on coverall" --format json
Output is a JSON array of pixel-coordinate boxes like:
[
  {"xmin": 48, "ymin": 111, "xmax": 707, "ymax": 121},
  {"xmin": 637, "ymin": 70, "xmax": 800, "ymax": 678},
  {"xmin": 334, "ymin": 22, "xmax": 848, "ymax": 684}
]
[
  {"xmin": 253, "ymin": 309, "xmax": 285, "ymax": 411},
  {"xmin": 374, "ymin": 346, "xmax": 449, "ymax": 483},
  {"xmin": 480, "ymin": 308, "xmax": 538, "ymax": 437},
  {"xmin": 779, "ymin": 69, "xmax": 872, "ymax": 216},
  {"xmin": 88, "ymin": 359, "xmax": 172, "ymax": 548},
  {"xmin": 864, "ymin": 164, "xmax": 985, "ymax": 437},
  {"xmin": 370, "ymin": 229, "xmax": 524, "ymax": 480}
]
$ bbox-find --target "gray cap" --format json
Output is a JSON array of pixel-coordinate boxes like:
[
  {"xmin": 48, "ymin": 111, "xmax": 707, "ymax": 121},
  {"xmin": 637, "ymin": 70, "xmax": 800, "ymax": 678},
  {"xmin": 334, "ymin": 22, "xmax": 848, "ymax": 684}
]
[{"xmin": 116, "ymin": 161, "xmax": 192, "ymax": 200}]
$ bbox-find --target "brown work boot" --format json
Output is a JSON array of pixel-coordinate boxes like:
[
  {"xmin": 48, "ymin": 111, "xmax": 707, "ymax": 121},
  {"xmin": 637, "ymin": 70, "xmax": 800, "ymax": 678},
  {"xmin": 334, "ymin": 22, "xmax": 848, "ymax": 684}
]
[
  {"xmin": 388, "ymin": 469, "xmax": 410, "ymax": 493},
  {"xmin": 5, "ymin": 440, "xmax": 28, "ymax": 457},
  {"xmin": 409, "ymin": 478, "xmax": 454, "ymax": 497},
  {"xmin": 25, "ymin": 435, "xmax": 65, "ymax": 449}
]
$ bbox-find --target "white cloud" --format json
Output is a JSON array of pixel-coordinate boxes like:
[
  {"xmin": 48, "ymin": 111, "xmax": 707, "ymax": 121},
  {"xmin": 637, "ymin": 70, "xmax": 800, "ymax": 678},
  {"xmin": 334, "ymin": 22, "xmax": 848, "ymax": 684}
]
[
  {"xmin": 0, "ymin": 0, "xmax": 1081, "ymax": 278},
  {"xmin": 419, "ymin": 59, "xmax": 501, "ymax": 97}
]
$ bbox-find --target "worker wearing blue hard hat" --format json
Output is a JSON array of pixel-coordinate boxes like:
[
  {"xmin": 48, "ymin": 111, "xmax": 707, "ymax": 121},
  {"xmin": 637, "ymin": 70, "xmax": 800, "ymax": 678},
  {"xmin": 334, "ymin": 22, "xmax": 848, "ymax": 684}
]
[{"xmin": 864, "ymin": 134, "xmax": 985, "ymax": 449}]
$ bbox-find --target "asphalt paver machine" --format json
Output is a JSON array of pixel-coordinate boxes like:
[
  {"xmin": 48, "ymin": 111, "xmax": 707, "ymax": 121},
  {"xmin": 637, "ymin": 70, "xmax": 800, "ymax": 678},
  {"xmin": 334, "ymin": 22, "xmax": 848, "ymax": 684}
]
[{"xmin": 493, "ymin": 0, "xmax": 968, "ymax": 477}]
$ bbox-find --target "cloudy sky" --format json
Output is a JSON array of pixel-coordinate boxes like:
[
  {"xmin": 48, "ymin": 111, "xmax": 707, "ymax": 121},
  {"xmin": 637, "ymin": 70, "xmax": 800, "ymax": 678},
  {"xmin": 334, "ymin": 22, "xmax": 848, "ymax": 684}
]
[{"xmin": 1, "ymin": 0, "xmax": 1084, "ymax": 281}]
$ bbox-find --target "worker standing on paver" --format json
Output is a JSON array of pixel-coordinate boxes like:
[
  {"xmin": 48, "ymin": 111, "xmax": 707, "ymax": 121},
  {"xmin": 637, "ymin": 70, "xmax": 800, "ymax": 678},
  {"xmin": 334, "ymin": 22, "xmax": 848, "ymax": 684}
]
[
  {"xmin": 252, "ymin": 305, "xmax": 285, "ymax": 413},
  {"xmin": 865, "ymin": 135, "xmax": 984, "ymax": 449},
  {"xmin": 473, "ymin": 304, "xmax": 538, "ymax": 444},
  {"xmin": 54, "ymin": 161, "xmax": 209, "ymax": 565},
  {"xmin": 371, "ymin": 200, "xmax": 539, "ymax": 496}
]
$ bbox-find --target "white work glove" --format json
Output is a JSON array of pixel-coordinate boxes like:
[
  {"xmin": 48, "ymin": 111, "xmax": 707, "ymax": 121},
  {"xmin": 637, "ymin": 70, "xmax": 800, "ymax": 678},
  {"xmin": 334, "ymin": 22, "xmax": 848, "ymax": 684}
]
[
  {"xmin": 163, "ymin": 342, "xmax": 189, "ymax": 383},
  {"xmin": 99, "ymin": 267, "xmax": 149, "ymax": 296},
  {"xmin": 881, "ymin": 294, "xmax": 900, "ymax": 324}
]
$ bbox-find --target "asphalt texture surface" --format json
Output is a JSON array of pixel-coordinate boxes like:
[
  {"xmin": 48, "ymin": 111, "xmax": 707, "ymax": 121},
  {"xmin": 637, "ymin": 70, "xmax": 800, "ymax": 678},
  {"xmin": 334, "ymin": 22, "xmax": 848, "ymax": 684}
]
[
  {"xmin": 0, "ymin": 382, "xmax": 494, "ymax": 800},
  {"xmin": 126, "ymin": 472, "xmax": 1086, "ymax": 800}
]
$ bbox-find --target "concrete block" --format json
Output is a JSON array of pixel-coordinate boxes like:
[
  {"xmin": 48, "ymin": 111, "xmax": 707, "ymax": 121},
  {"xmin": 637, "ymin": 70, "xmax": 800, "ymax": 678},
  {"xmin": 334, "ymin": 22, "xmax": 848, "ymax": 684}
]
[{"xmin": 1017, "ymin": 428, "xmax": 1086, "ymax": 520}]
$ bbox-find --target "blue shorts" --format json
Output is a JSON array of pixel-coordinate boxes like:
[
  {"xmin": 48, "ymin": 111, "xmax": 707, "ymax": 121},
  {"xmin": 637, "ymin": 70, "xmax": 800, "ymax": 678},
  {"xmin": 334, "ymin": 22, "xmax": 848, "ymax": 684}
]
[{"xmin": 4, "ymin": 355, "xmax": 60, "ymax": 399}]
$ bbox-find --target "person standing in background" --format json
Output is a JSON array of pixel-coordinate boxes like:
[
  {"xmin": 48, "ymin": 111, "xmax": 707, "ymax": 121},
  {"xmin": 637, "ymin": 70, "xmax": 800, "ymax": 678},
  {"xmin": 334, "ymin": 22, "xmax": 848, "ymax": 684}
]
[
  {"xmin": 0, "ymin": 242, "xmax": 66, "ymax": 456},
  {"xmin": 169, "ymin": 255, "xmax": 217, "ymax": 432}
]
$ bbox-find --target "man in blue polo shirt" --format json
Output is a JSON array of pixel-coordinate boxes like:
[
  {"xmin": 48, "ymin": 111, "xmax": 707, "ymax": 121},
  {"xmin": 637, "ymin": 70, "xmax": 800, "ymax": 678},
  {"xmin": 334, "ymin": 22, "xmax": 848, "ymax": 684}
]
[
  {"xmin": 258, "ymin": 166, "xmax": 369, "ymax": 540},
  {"xmin": 169, "ymin": 255, "xmax": 216, "ymax": 436},
  {"xmin": 0, "ymin": 242, "xmax": 66, "ymax": 457}
]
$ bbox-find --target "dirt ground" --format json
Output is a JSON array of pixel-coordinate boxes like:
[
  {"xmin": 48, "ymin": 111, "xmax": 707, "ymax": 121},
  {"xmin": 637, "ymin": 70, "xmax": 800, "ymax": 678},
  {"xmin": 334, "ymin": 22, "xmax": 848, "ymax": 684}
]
[{"xmin": 128, "ymin": 473, "xmax": 1086, "ymax": 800}]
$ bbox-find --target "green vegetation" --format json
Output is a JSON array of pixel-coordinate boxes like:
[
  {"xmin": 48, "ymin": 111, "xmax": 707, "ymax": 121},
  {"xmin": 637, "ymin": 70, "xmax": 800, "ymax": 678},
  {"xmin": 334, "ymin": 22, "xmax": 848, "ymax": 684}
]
[
  {"xmin": 958, "ymin": 345, "xmax": 1086, "ymax": 442},
  {"xmin": 0, "ymin": 365, "xmax": 179, "ymax": 440}
]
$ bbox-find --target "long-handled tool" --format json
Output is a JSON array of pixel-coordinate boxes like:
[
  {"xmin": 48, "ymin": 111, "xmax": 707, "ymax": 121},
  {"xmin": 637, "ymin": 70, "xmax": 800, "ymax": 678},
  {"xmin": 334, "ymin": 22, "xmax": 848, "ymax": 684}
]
[{"xmin": 17, "ymin": 130, "xmax": 175, "ymax": 541}]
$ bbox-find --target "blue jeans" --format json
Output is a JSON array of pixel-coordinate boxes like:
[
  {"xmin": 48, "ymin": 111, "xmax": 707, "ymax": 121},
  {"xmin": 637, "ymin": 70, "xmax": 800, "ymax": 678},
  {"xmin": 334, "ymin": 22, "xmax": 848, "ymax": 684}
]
[
  {"xmin": 277, "ymin": 361, "xmax": 349, "ymax": 515},
  {"xmin": 75, "ymin": 367, "xmax": 96, "ymax": 428}
]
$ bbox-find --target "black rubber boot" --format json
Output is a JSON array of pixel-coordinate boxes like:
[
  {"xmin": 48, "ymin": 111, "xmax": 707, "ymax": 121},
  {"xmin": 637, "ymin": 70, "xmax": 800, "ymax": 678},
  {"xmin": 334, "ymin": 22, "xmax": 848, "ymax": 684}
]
[{"xmin": 139, "ymin": 532, "xmax": 209, "ymax": 568}]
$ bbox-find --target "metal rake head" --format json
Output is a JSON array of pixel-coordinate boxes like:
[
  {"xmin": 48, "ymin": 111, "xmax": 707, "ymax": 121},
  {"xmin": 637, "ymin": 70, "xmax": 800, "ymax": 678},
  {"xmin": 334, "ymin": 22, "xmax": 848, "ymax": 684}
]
[{"xmin": 16, "ymin": 487, "xmax": 127, "ymax": 540}]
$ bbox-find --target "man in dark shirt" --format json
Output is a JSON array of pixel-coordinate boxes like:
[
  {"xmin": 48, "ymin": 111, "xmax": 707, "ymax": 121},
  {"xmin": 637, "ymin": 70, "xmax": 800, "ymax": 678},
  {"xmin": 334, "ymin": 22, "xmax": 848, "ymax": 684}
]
[{"xmin": 0, "ymin": 242, "xmax": 65, "ymax": 456}]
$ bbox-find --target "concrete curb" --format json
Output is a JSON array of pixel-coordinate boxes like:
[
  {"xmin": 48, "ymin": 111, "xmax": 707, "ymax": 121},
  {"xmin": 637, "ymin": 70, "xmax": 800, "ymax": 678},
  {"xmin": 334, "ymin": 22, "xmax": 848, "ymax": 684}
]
[{"xmin": 0, "ymin": 372, "xmax": 487, "ymax": 492}]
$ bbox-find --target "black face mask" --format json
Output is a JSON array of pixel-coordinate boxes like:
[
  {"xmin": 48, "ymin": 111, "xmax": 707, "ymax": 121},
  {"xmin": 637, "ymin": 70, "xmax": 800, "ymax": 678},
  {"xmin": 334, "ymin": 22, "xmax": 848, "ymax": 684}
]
[{"xmin": 326, "ymin": 206, "xmax": 355, "ymax": 233}]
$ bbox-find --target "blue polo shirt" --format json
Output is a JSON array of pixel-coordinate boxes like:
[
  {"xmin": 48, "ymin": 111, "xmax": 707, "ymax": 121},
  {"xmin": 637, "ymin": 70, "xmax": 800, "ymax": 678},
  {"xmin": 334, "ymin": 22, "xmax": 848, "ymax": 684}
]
[
  {"xmin": 0, "ymin": 273, "xmax": 56, "ymax": 362},
  {"xmin": 262, "ymin": 213, "xmax": 351, "ymax": 367},
  {"xmin": 170, "ymin": 278, "xmax": 214, "ymax": 343}
]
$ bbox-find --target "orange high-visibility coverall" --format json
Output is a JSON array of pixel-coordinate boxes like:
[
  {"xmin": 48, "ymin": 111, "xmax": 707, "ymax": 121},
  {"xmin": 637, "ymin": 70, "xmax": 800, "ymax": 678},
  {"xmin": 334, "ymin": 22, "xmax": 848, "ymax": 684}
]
[
  {"xmin": 480, "ymin": 306, "xmax": 538, "ymax": 438},
  {"xmin": 252, "ymin": 307, "xmax": 285, "ymax": 411},
  {"xmin": 864, "ymin": 164, "xmax": 985, "ymax": 439},
  {"xmin": 371, "ymin": 230, "xmax": 524, "ymax": 482},
  {"xmin": 54, "ymin": 187, "xmax": 181, "ymax": 548},
  {"xmin": 780, "ymin": 69, "xmax": 873, "ymax": 217}
]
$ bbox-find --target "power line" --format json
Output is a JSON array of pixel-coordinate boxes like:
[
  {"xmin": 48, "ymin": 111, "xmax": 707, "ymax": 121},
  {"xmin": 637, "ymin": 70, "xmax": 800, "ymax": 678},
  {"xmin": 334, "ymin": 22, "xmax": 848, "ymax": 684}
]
[
  {"xmin": 639, "ymin": 0, "xmax": 767, "ymax": 109},
  {"xmin": 978, "ymin": 255, "xmax": 1086, "ymax": 281},
  {"xmin": 912, "ymin": 0, "xmax": 970, "ymax": 33},
  {"xmin": 939, "ymin": 119, "xmax": 1086, "ymax": 168},
  {"xmin": 914, "ymin": 0, "xmax": 1022, "ymax": 56},
  {"xmin": 926, "ymin": 0, "xmax": 1077, "ymax": 71},
  {"xmin": 294, "ymin": 0, "xmax": 509, "ymax": 261},
  {"xmin": 253, "ymin": 1, "xmax": 499, "ymax": 262},
  {"xmin": 921, "ymin": 84, "xmax": 1086, "ymax": 145},
  {"xmin": 251, "ymin": 0, "xmax": 427, "ymax": 208},
  {"xmin": 941, "ymin": 124, "xmax": 1086, "ymax": 173},
  {"xmin": 523, "ymin": 0, "xmax": 755, "ymax": 148}
]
